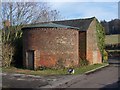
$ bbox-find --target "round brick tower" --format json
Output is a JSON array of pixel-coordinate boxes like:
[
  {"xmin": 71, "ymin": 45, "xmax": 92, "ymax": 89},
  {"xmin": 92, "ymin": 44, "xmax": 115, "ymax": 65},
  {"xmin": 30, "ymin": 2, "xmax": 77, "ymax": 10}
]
[{"xmin": 22, "ymin": 23, "xmax": 79, "ymax": 70}]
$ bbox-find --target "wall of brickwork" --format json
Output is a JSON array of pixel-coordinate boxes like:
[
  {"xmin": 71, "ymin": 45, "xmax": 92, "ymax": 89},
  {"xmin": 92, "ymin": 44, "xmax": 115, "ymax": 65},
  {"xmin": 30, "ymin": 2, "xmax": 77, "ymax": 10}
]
[
  {"xmin": 86, "ymin": 18, "xmax": 102, "ymax": 64},
  {"xmin": 23, "ymin": 28, "xmax": 79, "ymax": 69}
]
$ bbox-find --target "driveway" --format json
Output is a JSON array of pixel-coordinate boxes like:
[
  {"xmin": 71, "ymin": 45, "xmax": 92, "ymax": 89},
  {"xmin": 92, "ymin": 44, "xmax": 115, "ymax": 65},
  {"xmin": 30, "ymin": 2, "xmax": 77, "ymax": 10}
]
[{"xmin": 64, "ymin": 59, "xmax": 120, "ymax": 88}]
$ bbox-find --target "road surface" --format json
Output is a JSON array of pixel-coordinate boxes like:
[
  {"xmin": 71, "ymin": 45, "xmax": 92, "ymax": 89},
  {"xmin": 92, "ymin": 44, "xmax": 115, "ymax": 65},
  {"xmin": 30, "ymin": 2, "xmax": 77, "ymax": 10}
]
[
  {"xmin": 2, "ymin": 59, "xmax": 120, "ymax": 89},
  {"xmin": 65, "ymin": 59, "xmax": 120, "ymax": 89}
]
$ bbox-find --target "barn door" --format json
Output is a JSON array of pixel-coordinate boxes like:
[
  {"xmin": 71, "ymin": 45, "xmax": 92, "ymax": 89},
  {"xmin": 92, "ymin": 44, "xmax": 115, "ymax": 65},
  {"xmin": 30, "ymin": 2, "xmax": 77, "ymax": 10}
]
[{"xmin": 27, "ymin": 50, "xmax": 34, "ymax": 70}]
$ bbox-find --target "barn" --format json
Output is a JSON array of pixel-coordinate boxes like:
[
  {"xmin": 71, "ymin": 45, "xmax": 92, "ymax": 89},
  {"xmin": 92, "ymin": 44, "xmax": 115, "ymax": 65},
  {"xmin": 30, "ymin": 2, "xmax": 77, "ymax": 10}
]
[{"xmin": 22, "ymin": 17, "xmax": 102, "ymax": 70}]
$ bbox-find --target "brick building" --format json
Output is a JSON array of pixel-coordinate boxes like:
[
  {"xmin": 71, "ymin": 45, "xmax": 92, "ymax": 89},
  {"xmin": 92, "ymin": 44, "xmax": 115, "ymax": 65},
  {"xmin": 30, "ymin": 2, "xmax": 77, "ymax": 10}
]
[{"xmin": 22, "ymin": 17, "xmax": 102, "ymax": 70}]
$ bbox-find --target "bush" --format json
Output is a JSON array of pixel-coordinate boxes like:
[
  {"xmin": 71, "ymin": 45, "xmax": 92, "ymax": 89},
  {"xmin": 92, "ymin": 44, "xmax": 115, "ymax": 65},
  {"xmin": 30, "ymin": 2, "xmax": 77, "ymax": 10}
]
[
  {"xmin": 2, "ymin": 43, "xmax": 15, "ymax": 68},
  {"xmin": 2, "ymin": 25, "xmax": 23, "ymax": 68},
  {"xmin": 80, "ymin": 58, "xmax": 89, "ymax": 66},
  {"xmin": 12, "ymin": 37, "xmax": 23, "ymax": 67},
  {"xmin": 103, "ymin": 50, "xmax": 108, "ymax": 62}
]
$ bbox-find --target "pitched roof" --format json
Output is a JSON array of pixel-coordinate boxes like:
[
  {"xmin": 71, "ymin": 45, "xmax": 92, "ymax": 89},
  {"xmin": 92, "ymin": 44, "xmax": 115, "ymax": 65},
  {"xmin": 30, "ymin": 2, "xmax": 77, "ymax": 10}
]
[
  {"xmin": 22, "ymin": 23, "xmax": 80, "ymax": 30},
  {"xmin": 22, "ymin": 17, "xmax": 95, "ymax": 31},
  {"xmin": 52, "ymin": 17, "xmax": 95, "ymax": 31}
]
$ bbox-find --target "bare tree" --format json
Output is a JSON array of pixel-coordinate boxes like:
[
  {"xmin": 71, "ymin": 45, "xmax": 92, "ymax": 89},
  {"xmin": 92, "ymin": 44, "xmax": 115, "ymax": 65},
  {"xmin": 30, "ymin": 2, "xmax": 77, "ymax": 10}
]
[
  {"xmin": 1, "ymin": 2, "xmax": 61, "ymax": 26},
  {"xmin": 1, "ymin": 2, "xmax": 61, "ymax": 41},
  {"xmin": 1, "ymin": 2, "xmax": 61, "ymax": 42},
  {"xmin": 1, "ymin": 2, "xmax": 61, "ymax": 67}
]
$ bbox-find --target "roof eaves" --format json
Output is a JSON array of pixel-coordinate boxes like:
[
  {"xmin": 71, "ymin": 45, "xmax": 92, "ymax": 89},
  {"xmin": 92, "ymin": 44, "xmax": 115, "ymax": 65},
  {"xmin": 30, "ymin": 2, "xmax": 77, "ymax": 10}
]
[{"xmin": 22, "ymin": 22, "xmax": 80, "ymax": 30}]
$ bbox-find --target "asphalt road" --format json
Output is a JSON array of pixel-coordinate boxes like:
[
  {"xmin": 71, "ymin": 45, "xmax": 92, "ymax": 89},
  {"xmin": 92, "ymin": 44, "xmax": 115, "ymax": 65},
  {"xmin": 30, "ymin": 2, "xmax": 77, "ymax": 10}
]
[
  {"xmin": 65, "ymin": 59, "xmax": 120, "ymax": 89},
  {"xmin": 2, "ymin": 59, "xmax": 120, "ymax": 89},
  {"xmin": 2, "ymin": 71, "xmax": 74, "ymax": 89},
  {"xmin": 2, "ymin": 73, "xmax": 49, "ymax": 88}
]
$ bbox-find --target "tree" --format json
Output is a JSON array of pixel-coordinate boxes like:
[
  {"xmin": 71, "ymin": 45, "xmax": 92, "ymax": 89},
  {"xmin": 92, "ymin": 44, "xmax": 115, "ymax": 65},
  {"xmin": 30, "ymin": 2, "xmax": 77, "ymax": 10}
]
[
  {"xmin": 1, "ymin": 2, "xmax": 61, "ymax": 67},
  {"xmin": 1, "ymin": 2, "xmax": 61, "ymax": 42},
  {"xmin": 1, "ymin": 2, "xmax": 61, "ymax": 26}
]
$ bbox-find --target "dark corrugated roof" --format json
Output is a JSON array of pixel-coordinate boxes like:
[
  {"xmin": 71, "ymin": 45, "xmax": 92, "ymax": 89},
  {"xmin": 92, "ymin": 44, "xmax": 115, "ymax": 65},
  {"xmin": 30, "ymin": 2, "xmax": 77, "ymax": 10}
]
[
  {"xmin": 22, "ymin": 23, "xmax": 80, "ymax": 30},
  {"xmin": 52, "ymin": 17, "xmax": 95, "ymax": 31}
]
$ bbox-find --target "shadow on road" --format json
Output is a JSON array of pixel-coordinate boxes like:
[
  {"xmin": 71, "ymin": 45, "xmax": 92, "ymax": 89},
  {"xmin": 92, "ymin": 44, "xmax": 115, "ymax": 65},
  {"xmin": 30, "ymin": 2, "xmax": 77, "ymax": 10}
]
[
  {"xmin": 100, "ymin": 80, "xmax": 120, "ymax": 90},
  {"xmin": 100, "ymin": 58, "xmax": 120, "ymax": 90}
]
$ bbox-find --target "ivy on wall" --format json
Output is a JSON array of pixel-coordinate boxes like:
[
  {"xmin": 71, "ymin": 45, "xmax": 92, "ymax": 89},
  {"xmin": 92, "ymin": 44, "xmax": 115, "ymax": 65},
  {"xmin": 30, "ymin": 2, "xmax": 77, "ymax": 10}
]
[{"xmin": 96, "ymin": 19, "xmax": 105, "ymax": 61}]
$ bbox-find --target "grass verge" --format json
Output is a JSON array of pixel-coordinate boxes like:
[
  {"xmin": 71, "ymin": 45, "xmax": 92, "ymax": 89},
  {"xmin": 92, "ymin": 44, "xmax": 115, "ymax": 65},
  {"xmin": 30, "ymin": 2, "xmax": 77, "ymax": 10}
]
[
  {"xmin": 2, "ymin": 63, "xmax": 108, "ymax": 76},
  {"xmin": 74, "ymin": 63, "xmax": 108, "ymax": 75}
]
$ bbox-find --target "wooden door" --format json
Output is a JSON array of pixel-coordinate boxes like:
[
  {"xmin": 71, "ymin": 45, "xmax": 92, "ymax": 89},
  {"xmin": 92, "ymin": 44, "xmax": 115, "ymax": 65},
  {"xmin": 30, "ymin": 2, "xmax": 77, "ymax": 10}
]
[{"xmin": 27, "ymin": 50, "xmax": 34, "ymax": 70}]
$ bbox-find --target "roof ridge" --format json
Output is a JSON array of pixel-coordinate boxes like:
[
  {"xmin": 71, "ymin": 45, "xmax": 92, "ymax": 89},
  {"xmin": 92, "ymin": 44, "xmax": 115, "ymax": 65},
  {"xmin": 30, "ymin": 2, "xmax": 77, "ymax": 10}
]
[
  {"xmin": 23, "ymin": 17, "xmax": 97, "ymax": 31},
  {"xmin": 32, "ymin": 17, "xmax": 96, "ymax": 25},
  {"xmin": 52, "ymin": 17, "xmax": 95, "ymax": 22}
]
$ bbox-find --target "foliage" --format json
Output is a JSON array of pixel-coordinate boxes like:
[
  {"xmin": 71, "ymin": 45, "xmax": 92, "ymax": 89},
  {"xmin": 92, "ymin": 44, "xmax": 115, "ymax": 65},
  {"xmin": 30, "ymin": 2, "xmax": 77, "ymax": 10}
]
[
  {"xmin": 2, "ymin": 43, "xmax": 15, "ymax": 68},
  {"xmin": 96, "ymin": 19, "xmax": 105, "ymax": 61},
  {"xmin": 1, "ymin": 2, "xmax": 61, "ymax": 68},
  {"xmin": 2, "ymin": 25, "xmax": 23, "ymax": 43},
  {"xmin": 101, "ymin": 19, "xmax": 120, "ymax": 35},
  {"xmin": 12, "ymin": 37, "xmax": 23, "ymax": 67},
  {"xmin": 79, "ymin": 58, "xmax": 89, "ymax": 66},
  {"xmin": 2, "ymin": 24, "xmax": 23, "ymax": 67},
  {"xmin": 103, "ymin": 50, "xmax": 108, "ymax": 62}
]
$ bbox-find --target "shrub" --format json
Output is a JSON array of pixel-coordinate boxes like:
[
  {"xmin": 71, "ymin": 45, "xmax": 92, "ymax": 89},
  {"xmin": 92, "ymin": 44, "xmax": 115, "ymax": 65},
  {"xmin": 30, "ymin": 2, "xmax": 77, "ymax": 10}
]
[
  {"xmin": 12, "ymin": 37, "xmax": 23, "ymax": 67},
  {"xmin": 2, "ymin": 43, "xmax": 15, "ymax": 68},
  {"xmin": 79, "ymin": 58, "xmax": 89, "ymax": 66},
  {"xmin": 103, "ymin": 50, "xmax": 108, "ymax": 62},
  {"xmin": 2, "ymin": 25, "xmax": 23, "ymax": 67}
]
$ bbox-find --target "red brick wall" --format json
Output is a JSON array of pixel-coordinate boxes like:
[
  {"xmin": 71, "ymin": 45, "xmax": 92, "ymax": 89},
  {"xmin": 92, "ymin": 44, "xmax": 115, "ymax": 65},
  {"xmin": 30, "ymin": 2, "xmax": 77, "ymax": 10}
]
[
  {"xmin": 23, "ymin": 28, "xmax": 79, "ymax": 69},
  {"xmin": 86, "ymin": 18, "xmax": 102, "ymax": 64},
  {"xmin": 98, "ymin": 51, "xmax": 102, "ymax": 63}
]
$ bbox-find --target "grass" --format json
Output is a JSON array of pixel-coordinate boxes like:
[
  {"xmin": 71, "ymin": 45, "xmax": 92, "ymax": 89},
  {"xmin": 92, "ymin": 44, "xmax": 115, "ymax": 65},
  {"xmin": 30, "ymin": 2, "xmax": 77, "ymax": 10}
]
[
  {"xmin": 105, "ymin": 34, "xmax": 120, "ymax": 45},
  {"xmin": 74, "ymin": 63, "xmax": 108, "ymax": 74},
  {"xmin": 106, "ymin": 50, "xmax": 120, "ymax": 52},
  {"xmin": 2, "ymin": 63, "xmax": 108, "ymax": 76}
]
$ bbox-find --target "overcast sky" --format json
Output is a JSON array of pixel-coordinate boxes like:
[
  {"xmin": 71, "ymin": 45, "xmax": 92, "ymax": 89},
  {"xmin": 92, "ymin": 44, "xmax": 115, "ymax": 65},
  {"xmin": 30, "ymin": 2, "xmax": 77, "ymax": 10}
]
[{"xmin": 2, "ymin": 0, "xmax": 119, "ymax": 21}]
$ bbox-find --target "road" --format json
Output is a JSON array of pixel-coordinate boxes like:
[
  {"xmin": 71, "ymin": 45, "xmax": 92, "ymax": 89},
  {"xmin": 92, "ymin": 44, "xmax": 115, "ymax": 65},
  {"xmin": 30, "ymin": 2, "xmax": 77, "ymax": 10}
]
[
  {"xmin": 2, "ymin": 59, "xmax": 120, "ymax": 89},
  {"xmin": 65, "ymin": 59, "xmax": 120, "ymax": 89},
  {"xmin": 2, "ymin": 73, "xmax": 49, "ymax": 88}
]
